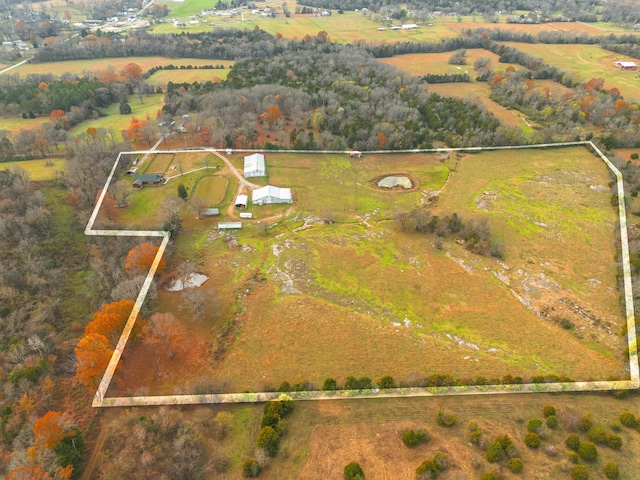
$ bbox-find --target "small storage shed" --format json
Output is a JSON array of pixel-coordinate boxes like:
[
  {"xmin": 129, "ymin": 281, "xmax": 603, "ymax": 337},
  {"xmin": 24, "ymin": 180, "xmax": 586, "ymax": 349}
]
[
  {"xmin": 235, "ymin": 194, "xmax": 248, "ymax": 209},
  {"xmin": 252, "ymin": 185, "xmax": 292, "ymax": 205},
  {"xmin": 349, "ymin": 150, "xmax": 362, "ymax": 158},
  {"xmin": 218, "ymin": 222, "xmax": 242, "ymax": 229},
  {"xmin": 239, "ymin": 212, "xmax": 253, "ymax": 219},
  {"xmin": 202, "ymin": 208, "xmax": 220, "ymax": 216},
  {"xmin": 244, "ymin": 153, "xmax": 266, "ymax": 177}
]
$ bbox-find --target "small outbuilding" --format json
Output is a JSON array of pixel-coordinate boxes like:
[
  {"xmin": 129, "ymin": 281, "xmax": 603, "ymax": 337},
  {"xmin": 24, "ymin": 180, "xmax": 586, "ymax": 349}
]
[
  {"xmin": 349, "ymin": 150, "xmax": 362, "ymax": 158},
  {"xmin": 614, "ymin": 61, "xmax": 638, "ymax": 70},
  {"xmin": 239, "ymin": 212, "xmax": 253, "ymax": 219},
  {"xmin": 252, "ymin": 185, "xmax": 292, "ymax": 205},
  {"xmin": 235, "ymin": 194, "xmax": 248, "ymax": 209},
  {"xmin": 132, "ymin": 173, "xmax": 164, "ymax": 189},
  {"xmin": 244, "ymin": 153, "xmax": 266, "ymax": 177},
  {"xmin": 218, "ymin": 222, "xmax": 242, "ymax": 229},
  {"xmin": 202, "ymin": 208, "xmax": 220, "ymax": 216}
]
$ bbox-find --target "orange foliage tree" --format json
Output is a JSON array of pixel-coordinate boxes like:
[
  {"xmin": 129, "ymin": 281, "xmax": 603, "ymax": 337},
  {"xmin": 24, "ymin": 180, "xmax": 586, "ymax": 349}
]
[
  {"xmin": 120, "ymin": 63, "xmax": 143, "ymax": 83},
  {"xmin": 125, "ymin": 243, "xmax": 165, "ymax": 275},
  {"xmin": 123, "ymin": 116, "xmax": 147, "ymax": 145},
  {"xmin": 84, "ymin": 299, "xmax": 135, "ymax": 344},
  {"xmin": 74, "ymin": 333, "xmax": 112, "ymax": 389},
  {"xmin": 33, "ymin": 411, "xmax": 65, "ymax": 449},
  {"xmin": 8, "ymin": 465, "xmax": 72, "ymax": 480}
]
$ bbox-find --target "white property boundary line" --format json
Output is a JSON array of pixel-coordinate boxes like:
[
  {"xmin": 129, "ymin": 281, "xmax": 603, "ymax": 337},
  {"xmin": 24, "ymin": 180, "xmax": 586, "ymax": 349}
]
[{"xmin": 85, "ymin": 142, "xmax": 639, "ymax": 407}]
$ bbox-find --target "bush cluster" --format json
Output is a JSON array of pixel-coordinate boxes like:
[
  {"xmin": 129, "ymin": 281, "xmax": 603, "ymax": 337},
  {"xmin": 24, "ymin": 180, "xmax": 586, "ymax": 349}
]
[
  {"xmin": 619, "ymin": 411, "xmax": 637, "ymax": 428},
  {"xmin": 486, "ymin": 435, "xmax": 516, "ymax": 463},
  {"xmin": 415, "ymin": 452, "xmax": 449, "ymax": 478},
  {"xmin": 469, "ymin": 422, "xmax": 482, "ymax": 445},
  {"xmin": 604, "ymin": 461, "xmax": 620, "ymax": 479},
  {"xmin": 524, "ymin": 432, "xmax": 541, "ymax": 449},
  {"xmin": 436, "ymin": 409, "xmax": 457, "ymax": 428},
  {"xmin": 565, "ymin": 434, "xmax": 581, "ymax": 451},
  {"xmin": 527, "ymin": 418, "xmax": 543, "ymax": 433},
  {"xmin": 507, "ymin": 457, "xmax": 524, "ymax": 473},
  {"xmin": 571, "ymin": 465, "xmax": 589, "ymax": 480},
  {"xmin": 402, "ymin": 428, "xmax": 430, "ymax": 447},
  {"xmin": 242, "ymin": 458, "xmax": 261, "ymax": 477},
  {"xmin": 344, "ymin": 462, "xmax": 364, "ymax": 480},
  {"xmin": 546, "ymin": 415, "xmax": 558, "ymax": 429},
  {"xmin": 542, "ymin": 405, "xmax": 556, "ymax": 418},
  {"xmin": 255, "ymin": 399, "xmax": 294, "ymax": 459},
  {"xmin": 577, "ymin": 441, "xmax": 598, "ymax": 462}
]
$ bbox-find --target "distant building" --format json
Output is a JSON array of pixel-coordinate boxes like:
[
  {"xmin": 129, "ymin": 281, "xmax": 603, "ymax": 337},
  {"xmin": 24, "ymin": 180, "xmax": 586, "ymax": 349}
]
[
  {"xmin": 132, "ymin": 173, "xmax": 164, "ymax": 189},
  {"xmin": 218, "ymin": 222, "xmax": 242, "ymax": 229},
  {"xmin": 252, "ymin": 185, "xmax": 292, "ymax": 205},
  {"xmin": 349, "ymin": 150, "xmax": 362, "ymax": 158},
  {"xmin": 402, "ymin": 23, "xmax": 418, "ymax": 29},
  {"xmin": 202, "ymin": 208, "xmax": 220, "ymax": 216},
  {"xmin": 239, "ymin": 212, "xmax": 253, "ymax": 219},
  {"xmin": 244, "ymin": 153, "xmax": 266, "ymax": 177},
  {"xmin": 614, "ymin": 61, "xmax": 638, "ymax": 70},
  {"xmin": 235, "ymin": 194, "xmax": 248, "ymax": 209}
]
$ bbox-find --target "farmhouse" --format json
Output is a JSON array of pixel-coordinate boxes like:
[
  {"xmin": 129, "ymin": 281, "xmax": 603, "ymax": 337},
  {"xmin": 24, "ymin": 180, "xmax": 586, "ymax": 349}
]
[
  {"xmin": 252, "ymin": 185, "xmax": 292, "ymax": 205},
  {"xmin": 244, "ymin": 153, "xmax": 266, "ymax": 177},
  {"xmin": 132, "ymin": 173, "xmax": 164, "ymax": 189},
  {"xmin": 235, "ymin": 194, "xmax": 248, "ymax": 209},
  {"xmin": 614, "ymin": 61, "xmax": 638, "ymax": 70}
]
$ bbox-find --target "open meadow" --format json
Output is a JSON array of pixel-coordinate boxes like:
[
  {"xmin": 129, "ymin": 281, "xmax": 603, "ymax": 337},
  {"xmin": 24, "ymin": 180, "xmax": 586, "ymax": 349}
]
[
  {"xmin": 500, "ymin": 42, "xmax": 640, "ymax": 102},
  {"xmin": 13, "ymin": 57, "xmax": 232, "ymax": 76},
  {"xmin": 0, "ymin": 157, "xmax": 66, "ymax": 181},
  {"xmin": 146, "ymin": 67, "xmax": 231, "ymax": 89},
  {"xmin": 99, "ymin": 146, "xmax": 628, "ymax": 398}
]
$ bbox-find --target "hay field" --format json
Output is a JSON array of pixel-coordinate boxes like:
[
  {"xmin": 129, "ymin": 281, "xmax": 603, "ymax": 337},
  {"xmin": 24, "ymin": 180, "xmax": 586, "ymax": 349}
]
[
  {"xmin": 379, "ymin": 49, "xmax": 518, "ymax": 77},
  {"xmin": 0, "ymin": 157, "xmax": 66, "ymax": 181},
  {"xmin": 109, "ymin": 147, "xmax": 626, "ymax": 396},
  {"xmin": 142, "ymin": 152, "xmax": 175, "ymax": 174},
  {"xmin": 0, "ymin": 115, "xmax": 50, "ymax": 134},
  {"xmin": 13, "ymin": 57, "xmax": 229, "ymax": 76},
  {"xmin": 500, "ymin": 42, "xmax": 640, "ymax": 101},
  {"xmin": 146, "ymin": 68, "xmax": 231, "ymax": 88}
]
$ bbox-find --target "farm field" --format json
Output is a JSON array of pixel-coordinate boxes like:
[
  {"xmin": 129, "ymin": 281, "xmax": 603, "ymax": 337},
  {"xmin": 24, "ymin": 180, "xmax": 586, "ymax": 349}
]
[
  {"xmin": 146, "ymin": 68, "xmax": 231, "ymax": 88},
  {"xmin": 0, "ymin": 157, "xmax": 66, "ymax": 181},
  {"xmin": 379, "ymin": 49, "xmax": 518, "ymax": 77},
  {"xmin": 0, "ymin": 115, "xmax": 50, "ymax": 133},
  {"xmin": 500, "ymin": 42, "xmax": 640, "ymax": 102},
  {"xmin": 12, "ymin": 57, "xmax": 231, "ymax": 76},
  {"xmin": 104, "ymin": 146, "xmax": 628, "ymax": 398}
]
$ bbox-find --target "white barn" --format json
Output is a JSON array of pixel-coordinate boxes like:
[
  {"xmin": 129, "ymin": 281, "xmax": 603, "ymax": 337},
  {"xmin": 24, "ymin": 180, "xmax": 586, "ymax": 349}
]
[
  {"xmin": 244, "ymin": 153, "xmax": 266, "ymax": 177},
  {"xmin": 252, "ymin": 185, "xmax": 292, "ymax": 205}
]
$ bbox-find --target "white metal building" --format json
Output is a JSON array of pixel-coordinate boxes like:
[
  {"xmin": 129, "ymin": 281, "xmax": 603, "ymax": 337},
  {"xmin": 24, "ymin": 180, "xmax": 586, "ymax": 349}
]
[
  {"xmin": 252, "ymin": 185, "xmax": 292, "ymax": 205},
  {"xmin": 244, "ymin": 153, "xmax": 266, "ymax": 177},
  {"xmin": 235, "ymin": 194, "xmax": 248, "ymax": 209}
]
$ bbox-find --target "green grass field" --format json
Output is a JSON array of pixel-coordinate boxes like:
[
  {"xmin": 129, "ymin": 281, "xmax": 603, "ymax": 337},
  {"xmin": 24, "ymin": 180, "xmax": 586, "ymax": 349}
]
[
  {"xmin": 0, "ymin": 115, "xmax": 50, "ymax": 134},
  {"xmin": 142, "ymin": 152, "xmax": 175, "ymax": 174},
  {"xmin": 192, "ymin": 174, "xmax": 229, "ymax": 205},
  {"xmin": 0, "ymin": 157, "xmax": 66, "ymax": 181},
  {"xmin": 500, "ymin": 42, "xmax": 640, "ymax": 101},
  {"xmin": 107, "ymin": 147, "xmax": 626, "ymax": 396}
]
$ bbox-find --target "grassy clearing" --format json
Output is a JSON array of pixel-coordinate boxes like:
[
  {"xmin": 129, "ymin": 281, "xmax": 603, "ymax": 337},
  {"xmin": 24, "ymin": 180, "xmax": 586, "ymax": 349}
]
[
  {"xmin": 13, "ymin": 57, "xmax": 230, "ymax": 76},
  {"xmin": 146, "ymin": 68, "xmax": 231, "ymax": 88},
  {"xmin": 380, "ymin": 49, "xmax": 517, "ymax": 77},
  {"xmin": 500, "ymin": 42, "xmax": 640, "ymax": 101},
  {"xmin": 68, "ymin": 93, "xmax": 164, "ymax": 142},
  {"xmin": 108, "ymin": 147, "xmax": 626, "ymax": 396},
  {"xmin": 142, "ymin": 152, "xmax": 175, "ymax": 174},
  {"xmin": 428, "ymin": 82, "xmax": 532, "ymax": 131},
  {"xmin": 0, "ymin": 157, "xmax": 66, "ymax": 181},
  {"xmin": 193, "ymin": 175, "xmax": 229, "ymax": 205},
  {"xmin": 0, "ymin": 115, "xmax": 50, "ymax": 133}
]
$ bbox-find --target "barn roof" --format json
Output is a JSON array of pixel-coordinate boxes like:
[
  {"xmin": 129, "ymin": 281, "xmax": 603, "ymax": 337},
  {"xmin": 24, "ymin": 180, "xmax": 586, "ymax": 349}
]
[
  {"xmin": 244, "ymin": 153, "xmax": 266, "ymax": 176},
  {"xmin": 252, "ymin": 185, "xmax": 292, "ymax": 202}
]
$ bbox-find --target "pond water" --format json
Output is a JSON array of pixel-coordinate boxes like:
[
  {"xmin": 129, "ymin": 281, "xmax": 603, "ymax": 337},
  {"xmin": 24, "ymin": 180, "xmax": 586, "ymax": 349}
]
[
  {"xmin": 377, "ymin": 176, "xmax": 413, "ymax": 189},
  {"xmin": 167, "ymin": 273, "xmax": 209, "ymax": 291}
]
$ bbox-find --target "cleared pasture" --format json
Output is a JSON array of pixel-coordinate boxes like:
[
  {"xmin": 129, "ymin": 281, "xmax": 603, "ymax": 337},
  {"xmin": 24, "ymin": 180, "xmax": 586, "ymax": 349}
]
[
  {"xmin": 500, "ymin": 42, "xmax": 640, "ymax": 102},
  {"xmin": 109, "ymin": 147, "xmax": 627, "ymax": 396},
  {"xmin": 13, "ymin": 57, "xmax": 231, "ymax": 76},
  {"xmin": 379, "ymin": 49, "xmax": 518, "ymax": 77},
  {"xmin": 146, "ymin": 68, "xmax": 231, "ymax": 88},
  {"xmin": 0, "ymin": 157, "xmax": 66, "ymax": 181},
  {"xmin": 0, "ymin": 115, "xmax": 50, "ymax": 133},
  {"xmin": 142, "ymin": 152, "xmax": 174, "ymax": 174}
]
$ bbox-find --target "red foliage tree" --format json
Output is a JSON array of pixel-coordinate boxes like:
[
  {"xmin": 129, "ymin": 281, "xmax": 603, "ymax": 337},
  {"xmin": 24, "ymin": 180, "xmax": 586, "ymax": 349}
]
[
  {"xmin": 74, "ymin": 333, "xmax": 112, "ymax": 390},
  {"xmin": 33, "ymin": 411, "xmax": 65, "ymax": 449},
  {"xmin": 120, "ymin": 63, "xmax": 143, "ymax": 83},
  {"xmin": 84, "ymin": 299, "xmax": 135, "ymax": 344},
  {"xmin": 124, "ymin": 243, "xmax": 165, "ymax": 274}
]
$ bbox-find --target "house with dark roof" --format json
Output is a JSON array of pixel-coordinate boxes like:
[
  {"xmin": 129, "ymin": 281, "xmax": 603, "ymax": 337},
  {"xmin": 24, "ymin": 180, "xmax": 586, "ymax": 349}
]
[{"xmin": 132, "ymin": 173, "xmax": 165, "ymax": 189}]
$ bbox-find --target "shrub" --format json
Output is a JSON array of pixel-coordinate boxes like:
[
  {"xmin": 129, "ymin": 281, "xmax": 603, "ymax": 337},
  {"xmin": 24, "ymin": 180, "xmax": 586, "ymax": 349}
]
[
  {"xmin": 619, "ymin": 411, "xmax": 637, "ymax": 428},
  {"xmin": 416, "ymin": 428, "xmax": 430, "ymax": 443},
  {"xmin": 433, "ymin": 453, "xmax": 449, "ymax": 472},
  {"xmin": 577, "ymin": 441, "xmax": 598, "ymax": 461},
  {"xmin": 565, "ymin": 434, "xmax": 581, "ymax": 451},
  {"xmin": 543, "ymin": 405, "xmax": 556, "ymax": 418},
  {"xmin": 344, "ymin": 462, "xmax": 364, "ymax": 480},
  {"xmin": 604, "ymin": 461, "xmax": 620, "ymax": 479},
  {"xmin": 264, "ymin": 400, "xmax": 294, "ymax": 418},
  {"xmin": 524, "ymin": 432, "xmax": 541, "ymax": 448},
  {"xmin": 261, "ymin": 412, "xmax": 281, "ymax": 429},
  {"xmin": 177, "ymin": 183, "xmax": 188, "ymax": 200},
  {"xmin": 566, "ymin": 451, "xmax": 579, "ymax": 464},
  {"xmin": 608, "ymin": 419, "xmax": 622, "ymax": 432},
  {"xmin": 481, "ymin": 471, "xmax": 503, "ymax": 480},
  {"xmin": 607, "ymin": 434, "xmax": 622, "ymax": 449},
  {"xmin": 581, "ymin": 413, "xmax": 593, "ymax": 432},
  {"xmin": 486, "ymin": 440, "xmax": 505, "ymax": 463},
  {"xmin": 571, "ymin": 465, "xmax": 589, "ymax": 480},
  {"xmin": 507, "ymin": 457, "xmax": 524, "ymax": 473},
  {"xmin": 631, "ymin": 153, "xmax": 639, "ymax": 160},
  {"xmin": 415, "ymin": 459, "xmax": 437, "ymax": 477},
  {"xmin": 546, "ymin": 415, "xmax": 558, "ymax": 429},
  {"xmin": 587, "ymin": 425, "xmax": 606, "ymax": 444},
  {"xmin": 402, "ymin": 429, "xmax": 419, "ymax": 447},
  {"xmin": 322, "ymin": 378, "xmax": 338, "ymax": 390},
  {"xmin": 527, "ymin": 418, "xmax": 543, "ymax": 433},
  {"xmin": 468, "ymin": 422, "xmax": 478, "ymax": 431},
  {"xmin": 436, "ymin": 409, "xmax": 457, "ymax": 427},
  {"xmin": 242, "ymin": 458, "xmax": 261, "ymax": 477},
  {"xmin": 470, "ymin": 429, "xmax": 482, "ymax": 445},
  {"xmin": 276, "ymin": 381, "xmax": 291, "ymax": 392},
  {"xmin": 256, "ymin": 426, "xmax": 280, "ymax": 457},
  {"xmin": 378, "ymin": 375, "xmax": 395, "ymax": 389}
]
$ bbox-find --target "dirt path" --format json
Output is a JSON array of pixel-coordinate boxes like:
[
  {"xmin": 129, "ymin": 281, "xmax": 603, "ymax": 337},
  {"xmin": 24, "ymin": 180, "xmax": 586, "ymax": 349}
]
[
  {"xmin": 210, "ymin": 150, "xmax": 259, "ymax": 189},
  {"xmin": 79, "ymin": 418, "xmax": 107, "ymax": 480}
]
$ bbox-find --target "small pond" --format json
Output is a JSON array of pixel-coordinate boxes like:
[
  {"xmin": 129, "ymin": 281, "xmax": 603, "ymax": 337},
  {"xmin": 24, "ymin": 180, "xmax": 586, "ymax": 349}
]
[{"xmin": 377, "ymin": 176, "xmax": 413, "ymax": 189}]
